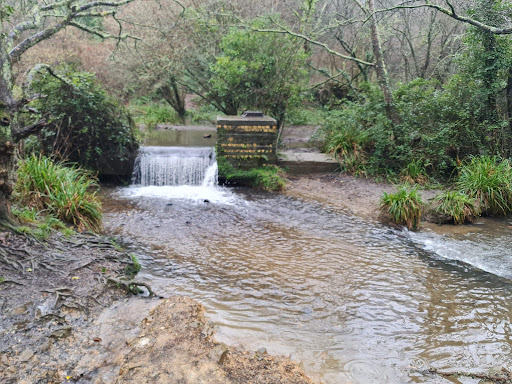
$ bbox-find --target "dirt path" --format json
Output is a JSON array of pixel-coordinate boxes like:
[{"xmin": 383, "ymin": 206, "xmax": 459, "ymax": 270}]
[{"xmin": 0, "ymin": 230, "xmax": 315, "ymax": 384}]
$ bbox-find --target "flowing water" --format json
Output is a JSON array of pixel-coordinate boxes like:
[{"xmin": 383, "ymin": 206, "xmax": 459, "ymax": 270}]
[{"xmin": 103, "ymin": 143, "xmax": 512, "ymax": 384}]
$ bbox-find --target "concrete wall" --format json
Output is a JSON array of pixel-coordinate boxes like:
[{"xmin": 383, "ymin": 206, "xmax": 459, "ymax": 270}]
[{"xmin": 217, "ymin": 115, "xmax": 277, "ymax": 169}]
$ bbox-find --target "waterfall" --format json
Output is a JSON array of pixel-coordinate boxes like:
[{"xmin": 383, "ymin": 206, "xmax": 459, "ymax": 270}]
[{"xmin": 132, "ymin": 146, "xmax": 218, "ymax": 186}]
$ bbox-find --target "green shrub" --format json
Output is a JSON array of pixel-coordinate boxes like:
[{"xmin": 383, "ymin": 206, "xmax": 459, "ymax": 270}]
[
  {"xmin": 285, "ymin": 107, "xmax": 325, "ymax": 126},
  {"xmin": 325, "ymin": 124, "xmax": 368, "ymax": 176},
  {"xmin": 400, "ymin": 159, "xmax": 429, "ymax": 185},
  {"xmin": 126, "ymin": 254, "xmax": 141, "ymax": 278},
  {"xmin": 15, "ymin": 155, "xmax": 102, "ymax": 232},
  {"xmin": 434, "ymin": 190, "xmax": 478, "ymax": 224},
  {"xmin": 29, "ymin": 67, "xmax": 139, "ymax": 175},
  {"xmin": 129, "ymin": 102, "xmax": 181, "ymax": 127},
  {"xmin": 218, "ymin": 157, "xmax": 286, "ymax": 191},
  {"xmin": 380, "ymin": 185, "xmax": 423, "ymax": 230},
  {"xmin": 456, "ymin": 156, "xmax": 512, "ymax": 216}
]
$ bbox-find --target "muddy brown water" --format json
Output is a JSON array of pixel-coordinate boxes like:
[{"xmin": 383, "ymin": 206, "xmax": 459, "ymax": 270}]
[{"xmin": 103, "ymin": 186, "xmax": 512, "ymax": 384}]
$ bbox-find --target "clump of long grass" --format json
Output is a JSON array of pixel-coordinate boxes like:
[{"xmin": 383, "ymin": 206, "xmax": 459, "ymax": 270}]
[
  {"xmin": 400, "ymin": 159, "xmax": 429, "ymax": 185},
  {"xmin": 433, "ymin": 190, "xmax": 478, "ymax": 224},
  {"xmin": 15, "ymin": 155, "xmax": 102, "ymax": 232},
  {"xmin": 456, "ymin": 156, "xmax": 512, "ymax": 216},
  {"xmin": 325, "ymin": 126, "xmax": 368, "ymax": 176},
  {"xmin": 380, "ymin": 185, "xmax": 423, "ymax": 230}
]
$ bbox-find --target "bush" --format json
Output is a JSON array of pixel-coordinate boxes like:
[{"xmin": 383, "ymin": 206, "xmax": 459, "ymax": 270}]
[
  {"xmin": 29, "ymin": 67, "xmax": 139, "ymax": 176},
  {"xmin": 218, "ymin": 157, "xmax": 286, "ymax": 191},
  {"xmin": 325, "ymin": 123, "xmax": 368, "ymax": 176},
  {"xmin": 400, "ymin": 159, "xmax": 429, "ymax": 185},
  {"xmin": 456, "ymin": 156, "xmax": 512, "ymax": 216},
  {"xmin": 129, "ymin": 102, "xmax": 181, "ymax": 127},
  {"xmin": 322, "ymin": 77, "xmax": 501, "ymax": 180},
  {"xmin": 15, "ymin": 155, "xmax": 102, "ymax": 232},
  {"xmin": 433, "ymin": 190, "xmax": 478, "ymax": 224},
  {"xmin": 380, "ymin": 185, "xmax": 423, "ymax": 230}
]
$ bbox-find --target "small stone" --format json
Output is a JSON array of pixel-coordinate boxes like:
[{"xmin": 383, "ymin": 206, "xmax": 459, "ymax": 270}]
[
  {"xmin": 50, "ymin": 326, "xmax": 71, "ymax": 339},
  {"xmin": 1, "ymin": 354, "xmax": 9, "ymax": 365},
  {"xmin": 18, "ymin": 349, "xmax": 34, "ymax": 362},
  {"xmin": 209, "ymin": 344, "xmax": 229, "ymax": 365},
  {"xmin": 257, "ymin": 347, "xmax": 267, "ymax": 355}
]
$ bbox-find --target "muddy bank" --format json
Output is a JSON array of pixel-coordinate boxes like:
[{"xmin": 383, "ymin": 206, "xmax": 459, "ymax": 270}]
[{"xmin": 0, "ymin": 230, "xmax": 315, "ymax": 384}]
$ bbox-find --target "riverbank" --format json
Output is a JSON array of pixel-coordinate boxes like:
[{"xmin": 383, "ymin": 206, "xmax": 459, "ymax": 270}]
[
  {"xmin": 286, "ymin": 173, "xmax": 437, "ymax": 221},
  {"xmin": 0, "ymin": 230, "xmax": 314, "ymax": 384}
]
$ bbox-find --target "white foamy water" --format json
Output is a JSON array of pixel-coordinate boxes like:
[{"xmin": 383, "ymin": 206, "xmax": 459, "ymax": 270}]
[
  {"xmin": 119, "ymin": 184, "xmax": 241, "ymax": 205},
  {"xmin": 132, "ymin": 146, "xmax": 216, "ymax": 186},
  {"xmin": 408, "ymin": 226, "xmax": 512, "ymax": 279},
  {"xmin": 126, "ymin": 146, "xmax": 242, "ymax": 205}
]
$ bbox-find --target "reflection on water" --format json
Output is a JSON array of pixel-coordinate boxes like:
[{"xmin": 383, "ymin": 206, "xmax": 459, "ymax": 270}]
[
  {"xmin": 103, "ymin": 189, "xmax": 512, "ymax": 384},
  {"xmin": 146, "ymin": 128, "xmax": 216, "ymax": 147}
]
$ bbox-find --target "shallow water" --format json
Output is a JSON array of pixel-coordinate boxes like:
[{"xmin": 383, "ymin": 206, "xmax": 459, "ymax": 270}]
[{"xmin": 103, "ymin": 187, "xmax": 512, "ymax": 384}]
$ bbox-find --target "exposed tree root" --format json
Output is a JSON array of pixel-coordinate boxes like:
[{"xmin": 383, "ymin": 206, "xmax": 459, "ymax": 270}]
[{"xmin": 107, "ymin": 277, "xmax": 156, "ymax": 297}]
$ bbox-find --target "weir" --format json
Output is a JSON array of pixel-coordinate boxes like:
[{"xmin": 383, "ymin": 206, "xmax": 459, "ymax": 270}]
[{"xmin": 131, "ymin": 146, "xmax": 218, "ymax": 187}]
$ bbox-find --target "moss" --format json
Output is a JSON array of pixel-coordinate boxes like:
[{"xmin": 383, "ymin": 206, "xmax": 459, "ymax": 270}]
[{"xmin": 217, "ymin": 156, "xmax": 286, "ymax": 191}]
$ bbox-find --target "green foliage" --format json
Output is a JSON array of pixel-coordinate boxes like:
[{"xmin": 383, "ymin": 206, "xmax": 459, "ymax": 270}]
[
  {"xmin": 218, "ymin": 156, "xmax": 286, "ymax": 191},
  {"xmin": 129, "ymin": 102, "xmax": 181, "ymax": 127},
  {"xmin": 209, "ymin": 24, "xmax": 310, "ymax": 125},
  {"xmin": 324, "ymin": 122, "xmax": 368, "ymax": 176},
  {"xmin": 434, "ymin": 191, "xmax": 478, "ymax": 224},
  {"xmin": 126, "ymin": 254, "xmax": 141, "ymax": 278},
  {"xmin": 456, "ymin": 156, "xmax": 512, "ymax": 216},
  {"xmin": 400, "ymin": 159, "xmax": 429, "ymax": 185},
  {"xmin": 14, "ymin": 155, "xmax": 102, "ymax": 232},
  {"xmin": 285, "ymin": 107, "xmax": 326, "ymax": 126},
  {"xmin": 323, "ymin": 74, "xmax": 511, "ymax": 180},
  {"xmin": 28, "ymin": 67, "xmax": 139, "ymax": 174},
  {"xmin": 380, "ymin": 185, "xmax": 423, "ymax": 230}
]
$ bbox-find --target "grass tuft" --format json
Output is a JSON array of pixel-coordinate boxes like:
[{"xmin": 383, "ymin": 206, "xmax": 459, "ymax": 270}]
[
  {"xmin": 15, "ymin": 155, "xmax": 102, "ymax": 232},
  {"xmin": 434, "ymin": 190, "xmax": 478, "ymax": 224},
  {"xmin": 380, "ymin": 185, "xmax": 423, "ymax": 230},
  {"xmin": 456, "ymin": 156, "xmax": 512, "ymax": 216}
]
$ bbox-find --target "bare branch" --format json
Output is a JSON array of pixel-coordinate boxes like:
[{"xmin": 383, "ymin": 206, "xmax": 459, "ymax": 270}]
[
  {"xmin": 12, "ymin": 119, "xmax": 47, "ymax": 141},
  {"xmin": 76, "ymin": 0, "xmax": 136, "ymax": 13},
  {"xmin": 373, "ymin": 2, "xmax": 512, "ymax": 34},
  {"xmin": 243, "ymin": 20, "xmax": 374, "ymax": 67},
  {"xmin": 9, "ymin": 14, "xmax": 74, "ymax": 59}
]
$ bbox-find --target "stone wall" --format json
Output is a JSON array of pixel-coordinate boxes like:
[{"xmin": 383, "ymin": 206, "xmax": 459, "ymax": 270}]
[{"xmin": 216, "ymin": 115, "xmax": 277, "ymax": 169}]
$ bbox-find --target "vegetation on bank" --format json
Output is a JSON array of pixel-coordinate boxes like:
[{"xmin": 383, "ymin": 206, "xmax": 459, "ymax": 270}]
[
  {"xmin": 14, "ymin": 155, "xmax": 102, "ymax": 233},
  {"xmin": 217, "ymin": 156, "xmax": 287, "ymax": 191},
  {"xmin": 381, "ymin": 156, "xmax": 512, "ymax": 229},
  {"xmin": 380, "ymin": 185, "xmax": 423, "ymax": 230},
  {"xmin": 27, "ymin": 67, "xmax": 139, "ymax": 177}
]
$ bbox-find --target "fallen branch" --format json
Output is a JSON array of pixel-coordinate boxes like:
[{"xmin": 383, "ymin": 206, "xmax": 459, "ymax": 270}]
[{"xmin": 421, "ymin": 367, "xmax": 512, "ymax": 383}]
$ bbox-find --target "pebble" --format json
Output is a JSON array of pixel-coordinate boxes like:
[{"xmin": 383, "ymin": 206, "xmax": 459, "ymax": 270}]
[
  {"xmin": 18, "ymin": 349, "xmax": 34, "ymax": 362},
  {"xmin": 50, "ymin": 326, "xmax": 72, "ymax": 339}
]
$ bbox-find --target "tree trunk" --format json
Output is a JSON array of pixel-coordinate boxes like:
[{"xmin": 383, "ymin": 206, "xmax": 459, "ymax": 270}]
[
  {"xmin": 0, "ymin": 44, "xmax": 16, "ymax": 221},
  {"xmin": 367, "ymin": 0, "xmax": 401, "ymax": 126},
  {"xmin": 159, "ymin": 76, "xmax": 187, "ymax": 122},
  {"xmin": 507, "ymin": 67, "xmax": 512, "ymax": 156}
]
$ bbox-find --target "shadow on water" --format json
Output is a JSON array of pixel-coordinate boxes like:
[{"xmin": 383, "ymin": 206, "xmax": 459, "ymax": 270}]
[{"xmin": 103, "ymin": 186, "xmax": 512, "ymax": 384}]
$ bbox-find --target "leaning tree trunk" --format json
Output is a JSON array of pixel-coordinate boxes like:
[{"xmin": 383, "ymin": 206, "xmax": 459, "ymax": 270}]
[
  {"xmin": 159, "ymin": 76, "xmax": 187, "ymax": 122},
  {"xmin": 367, "ymin": 0, "xmax": 401, "ymax": 126},
  {"xmin": 507, "ymin": 67, "xmax": 512, "ymax": 156},
  {"xmin": 0, "ymin": 45, "xmax": 17, "ymax": 221}
]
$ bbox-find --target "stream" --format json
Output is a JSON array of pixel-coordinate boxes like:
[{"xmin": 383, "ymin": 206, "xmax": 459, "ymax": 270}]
[{"xmin": 102, "ymin": 129, "xmax": 512, "ymax": 384}]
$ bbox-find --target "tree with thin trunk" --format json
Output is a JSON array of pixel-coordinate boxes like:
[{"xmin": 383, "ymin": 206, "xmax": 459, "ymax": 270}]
[{"xmin": 0, "ymin": 0, "xmax": 136, "ymax": 222}]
